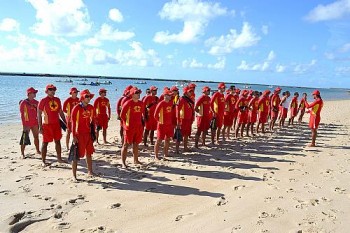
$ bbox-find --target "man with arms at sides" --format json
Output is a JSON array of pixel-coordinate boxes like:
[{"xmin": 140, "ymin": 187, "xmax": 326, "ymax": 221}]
[
  {"xmin": 120, "ymin": 87, "xmax": 145, "ymax": 168},
  {"xmin": 246, "ymin": 91, "xmax": 259, "ymax": 137},
  {"xmin": 194, "ymin": 86, "xmax": 211, "ymax": 148},
  {"xmin": 143, "ymin": 86, "xmax": 159, "ymax": 147},
  {"xmin": 222, "ymin": 88, "xmax": 235, "ymax": 141},
  {"xmin": 38, "ymin": 84, "xmax": 67, "ymax": 166},
  {"xmin": 94, "ymin": 88, "xmax": 111, "ymax": 144},
  {"xmin": 235, "ymin": 90, "xmax": 250, "ymax": 138},
  {"xmin": 278, "ymin": 91, "xmax": 290, "ymax": 128},
  {"xmin": 116, "ymin": 85, "xmax": 133, "ymax": 146},
  {"xmin": 288, "ymin": 92, "xmax": 299, "ymax": 126},
  {"xmin": 19, "ymin": 87, "xmax": 41, "ymax": 158},
  {"xmin": 298, "ymin": 93, "xmax": 307, "ymax": 124},
  {"xmin": 71, "ymin": 89, "xmax": 95, "ymax": 181},
  {"xmin": 210, "ymin": 82, "xmax": 226, "ymax": 144},
  {"xmin": 256, "ymin": 90, "xmax": 270, "ymax": 134},
  {"xmin": 154, "ymin": 89, "xmax": 174, "ymax": 160},
  {"xmin": 63, "ymin": 87, "xmax": 80, "ymax": 151},
  {"xmin": 269, "ymin": 87, "xmax": 282, "ymax": 132},
  {"xmin": 305, "ymin": 90, "xmax": 323, "ymax": 147}
]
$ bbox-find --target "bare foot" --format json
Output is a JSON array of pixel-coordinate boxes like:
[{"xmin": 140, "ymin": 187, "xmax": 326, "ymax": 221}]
[
  {"xmin": 155, "ymin": 156, "xmax": 161, "ymax": 161},
  {"xmin": 57, "ymin": 159, "xmax": 67, "ymax": 164},
  {"xmin": 36, "ymin": 150, "xmax": 41, "ymax": 155},
  {"xmin": 121, "ymin": 163, "xmax": 128, "ymax": 169},
  {"xmin": 41, "ymin": 162, "xmax": 51, "ymax": 167},
  {"xmin": 134, "ymin": 160, "xmax": 143, "ymax": 165},
  {"xmin": 307, "ymin": 143, "xmax": 316, "ymax": 147}
]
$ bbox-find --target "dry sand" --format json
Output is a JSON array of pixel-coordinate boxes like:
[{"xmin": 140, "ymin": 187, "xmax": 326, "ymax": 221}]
[{"xmin": 0, "ymin": 99, "xmax": 349, "ymax": 233}]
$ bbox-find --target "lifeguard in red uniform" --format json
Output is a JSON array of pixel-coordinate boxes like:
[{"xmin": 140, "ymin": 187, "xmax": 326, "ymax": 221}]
[
  {"xmin": 93, "ymin": 88, "xmax": 111, "ymax": 144},
  {"xmin": 222, "ymin": 88, "xmax": 236, "ymax": 141},
  {"xmin": 63, "ymin": 87, "xmax": 80, "ymax": 150},
  {"xmin": 305, "ymin": 90, "xmax": 323, "ymax": 147},
  {"xmin": 235, "ymin": 89, "xmax": 250, "ymax": 138},
  {"xmin": 143, "ymin": 86, "xmax": 159, "ymax": 146},
  {"xmin": 247, "ymin": 91, "xmax": 259, "ymax": 137},
  {"xmin": 194, "ymin": 86, "xmax": 211, "ymax": 148},
  {"xmin": 256, "ymin": 90, "xmax": 270, "ymax": 134},
  {"xmin": 210, "ymin": 82, "xmax": 226, "ymax": 144},
  {"xmin": 269, "ymin": 87, "xmax": 281, "ymax": 131},
  {"xmin": 288, "ymin": 92, "xmax": 299, "ymax": 126}
]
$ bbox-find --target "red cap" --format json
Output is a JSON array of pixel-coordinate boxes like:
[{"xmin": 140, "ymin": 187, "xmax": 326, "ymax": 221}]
[
  {"xmin": 130, "ymin": 87, "xmax": 142, "ymax": 95},
  {"xmin": 249, "ymin": 89, "xmax": 253, "ymax": 94},
  {"xmin": 188, "ymin": 83, "xmax": 197, "ymax": 88},
  {"xmin": 312, "ymin": 90, "xmax": 320, "ymax": 95},
  {"xmin": 170, "ymin": 86, "xmax": 179, "ymax": 91},
  {"xmin": 226, "ymin": 89, "xmax": 232, "ymax": 94},
  {"xmin": 150, "ymin": 86, "xmax": 158, "ymax": 91},
  {"xmin": 183, "ymin": 86, "xmax": 193, "ymax": 94},
  {"xmin": 80, "ymin": 89, "xmax": 94, "ymax": 101},
  {"xmin": 235, "ymin": 88, "xmax": 241, "ymax": 94},
  {"xmin": 218, "ymin": 82, "xmax": 226, "ymax": 89},
  {"xmin": 202, "ymin": 86, "xmax": 211, "ymax": 93},
  {"xmin": 69, "ymin": 87, "xmax": 79, "ymax": 94},
  {"xmin": 274, "ymin": 87, "xmax": 282, "ymax": 92},
  {"xmin": 99, "ymin": 88, "xmax": 107, "ymax": 93},
  {"xmin": 45, "ymin": 84, "xmax": 57, "ymax": 92},
  {"xmin": 27, "ymin": 87, "xmax": 38, "ymax": 95},
  {"xmin": 163, "ymin": 89, "xmax": 173, "ymax": 96},
  {"xmin": 263, "ymin": 90, "xmax": 271, "ymax": 96},
  {"xmin": 242, "ymin": 90, "xmax": 249, "ymax": 96},
  {"xmin": 163, "ymin": 86, "xmax": 170, "ymax": 91}
]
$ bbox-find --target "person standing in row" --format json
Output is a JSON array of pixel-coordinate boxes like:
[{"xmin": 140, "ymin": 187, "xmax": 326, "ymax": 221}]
[
  {"xmin": 176, "ymin": 86, "xmax": 194, "ymax": 153},
  {"xmin": 288, "ymin": 92, "xmax": 299, "ymax": 126},
  {"xmin": 143, "ymin": 86, "xmax": 159, "ymax": 147},
  {"xmin": 222, "ymin": 88, "xmax": 235, "ymax": 141},
  {"xmin": 298, "ymin": 93, "xmax": 307, "ymax": 124},
  {"xmin": 194, "ymin": 86, "xmax": 211, "ymax": 148},
  {"xmin": 247, "ymin": 91, "xmax": 259, "ymax": 137},
  {"xmin": 154, "ymin": 89, "xmax": 174, "ymax": 160},
  {"xmin": 120, "ymin": 87, "xmax": 144, "ymax": 168},
  {"xmin": 71, "ymin": 89, "xmax": 95, "ymax": 181},
  {"xmin": 278, "ymin": 91, "xmax": 290, "ymax": 128},
  {"xmin": 116, "ymin": 85, "xmax": 133, "ymax": 145},
  {"xmin": 63, "ymin": 87, "xmax": 80, "ymax": 151},
  {"xmin": 235, "ymin": 90, "xmax": 249, "ymax": 138},
  {"xmin": 305, "ymin": 90, "xmax": 323, "ymax": 147},
  {"xmin": 210, "ymin": 82, "xmax": 226, "ymax": 144},
  {"xmin": 256, "ymin": 90, "xmax": 270, "ymax": 134},
  {"xmin": 269, "ymin": 87, "xmax": 282, "ymax": 132},
  {"xmin": 38, "ymin": 84, "xmax": 66, "ymax": 166},
  {"xmin": 94, "ymin": 88, "xmax": 111, "ymax": 144},
  {"xmin": 19, "ymin": 87, "xmax": 41, "ymax": 158}
]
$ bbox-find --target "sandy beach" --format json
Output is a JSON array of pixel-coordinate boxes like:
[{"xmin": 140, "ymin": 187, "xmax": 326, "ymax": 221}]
[{"xmin": 0, "ymin": 99, "xmax": 349, "ymax": 233}]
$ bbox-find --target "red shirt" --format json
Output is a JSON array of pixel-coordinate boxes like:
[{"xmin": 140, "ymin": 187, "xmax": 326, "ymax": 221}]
[
  {"xmin": 290, "ymin": 96, "xmax": 298, "ymax": 109},
  {"xmin": 20, "ymin": 99, "xmax": 39, "ymax": 127},
  {"xmin": 63, "ymin": 97, "xmax": 80, "ymax": 120},
  {"xmin": 154, "ymin": 100, "xmax": 173, "ymax": 125},
  {"xmin": 71, "ymin": 104, "xmax": 94, "ymax": 136},
  {"xmin": 236, "ymin": 96, "xmax": 249, "ymax": 111},
  {"xmin": 270, "ymin": 93, "xmax": 281, "ymax": 110},
  {"xmin": 249, "ymin": 97, "xmax": 259, "ymax": 113},
  {"xmin": 143, "ymin": 95, "xmax": 159, "ymax": 117},
  {"xmin": 195, "ymin": 95, "xmax": 211, "ymax": 117},
  {"xmin": 258, "ymin": 96, "xmax": 270, "ymax": 114},
  {"xmin": 211, "ymin": 92, "xmax": 225, "ymax": 115},
  {"xmin": 299, "ymin": 97, "xmax": 306, "ymax": 110},
  {"xmin": 177, "ymin": 96, "xmax": 194, "ymax": 123},
  {"xmin": 120, "ymin": 99, "xmax": 145, "ymax": 130},
  {"xmin": 306, "ymin": 98, "xmax": 323, "ymax": 117},
  {"xmin": 224, "ymin": 93, "xmax": 236, "ymax": 114},
  {"xmin": 94, "ymin": 97, "xmax": 111, "ymax": 116},
  {"xmin": 38, "ymin": 96, "xmax": 62, "ymax": 125},
  {"xmin": 116, "ymin": 96, "xmax": 126, "ymax": 116}
]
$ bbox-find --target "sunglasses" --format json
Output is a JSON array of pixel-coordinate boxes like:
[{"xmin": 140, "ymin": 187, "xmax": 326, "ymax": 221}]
[
  {"xmin": 48, "ymin": 88, "xmax": 56, "ymax": 91},
  {"xmin": 84, "ymin": 95, "xmax": 91, "ymax": 98}
]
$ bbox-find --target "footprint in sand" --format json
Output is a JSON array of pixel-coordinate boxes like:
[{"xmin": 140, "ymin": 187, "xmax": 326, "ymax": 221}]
[
  {"xmin": 216, "ymin": 196, "xmax": 227, "ymax": 206},
  {"xmin": 175, "ymin": 213, "xmax": 194, "ymax": 222},
  {"xmin": 233, "ymin": 185, "xmax": 246, "ymax": 191},
  {"xmin": 334, "ymin": 187, "xmax": 346, "ymax": 194},
  {"xmin": 109, "ymin": 203, "xmax": 121, "ymax": 209},
  {"xmin": 53, "ymin": 222, "xmax": 70, "ymax": 230}
]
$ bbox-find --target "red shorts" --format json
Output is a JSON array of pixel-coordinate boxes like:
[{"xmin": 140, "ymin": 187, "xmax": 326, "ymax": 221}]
[
  {"xmin": 66, "ymin": 119, "xmax": 72, "ymax": 131},
  {"xmin": 270, "ymin": 108, "xmax": 279, "ymax": 119},
  {"xmin": 280, "ymin": 107, "xmax": 288, "ymax": 119},
  {"xmin": 223, "ymin": 114, "xmax": 234, "ymax": 127},
  {"xmin": 124, "ymin": 126, "xmax": 143, "ymax": 144},
  {"xmin": 197, "ymin": 116, "xmax": 210, "ymax": 132},
  {"xmin": 232, "ymin": 109, "xmax": 238, "ymax": 119},
  {"xmin": 157, "ymin": 124, "xmax": 174, "ymax": 140},
  {"xmin": 180, "ymin": 119, "xmax": 192, "ymax": 137},
  {"xmin": 290, "ymin": 107, "xmax": 298, "ymax": 117},
  {"xmin": 258, "ymin": 112, "xmax": 268, "ymax": 123},
  {"xmin": 43, "ymin": 123, "xmax": 62, "ymax": 143},
  {"xmin": 77, "ymin": 133, "xmax": 94, "ymax": 157},
  {"xmin": 96, "ymin": 114, "xmax": 109, "ymax": 129},
  {"xmin": 238, "ymin": 111, "xmax": 248, "ymax": 124},
  {"xmin": 309, "ymin": 115, "xmax": 320, "ymax": 129},
  {"xmin": 248, "ymin": 111, "xmax": 257, "ymax": 123},
  {"xmin": 145, "ymin": 117, "xmax": 157, "ymax": 131},
  {"xmin": 215, "ymin": 114, "xmax": 224, "ymax": 128}
]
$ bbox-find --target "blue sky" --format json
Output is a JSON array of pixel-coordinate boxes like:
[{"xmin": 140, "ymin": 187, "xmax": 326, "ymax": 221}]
[{"xmin": 0, "ymin": 0, "xmax": 350, "ymax": 88}]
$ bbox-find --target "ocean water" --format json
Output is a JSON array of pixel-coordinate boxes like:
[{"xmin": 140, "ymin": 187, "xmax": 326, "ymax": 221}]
[{"xmin": 1, "ymin": 75, "xmax": 349, "ymax": 124}]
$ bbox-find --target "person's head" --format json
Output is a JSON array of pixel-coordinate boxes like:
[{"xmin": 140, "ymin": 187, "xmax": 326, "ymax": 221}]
[
  {"xmin": 163, "ymin": 89, "xmax": 173, "ymax": 102},
  {"xmin": 183, "ymin": 86, "xmax": 193, "ymax": 97},
  {"xmin": 229, "ymin": 85, "xmax": 235, "ymax": 91},
  {"xmin": 80, "ymin": 89, "xmax": 94, "ymax": 105},
  {"xmin": 285, "ymin": 91, "xmax": 290, "ymax": 97},
  {"xmin": 312, "ymin": 90, "xmax": 321, "ymax": 99},
  {"xmin": 235, "ymin": 88, "xmax": 241, "ymax": 95},
  {"xmin": 274, "ymin": 87, "xmax": 282, "ymax": 94},
  {"xmin": 99, "ymin": 88, "xmax": 107, "ymax": 97},
  {"xmin": 130, "ymin": 87, "xmax": 142, "ymax": 101},
  {"xmin": 145, "ymin": 88, "xmax": 151, "ymax": 95},
  {"xmin": 150, "ymin": 86, "xmax": 158, "ymax": 96},
  {"xmin": 253, "ymin": 91, "xmax": 259, "ymax": 97},
  {"xmin": 188, "ymin": 83, "xmax": 197, "ymax": 90},
  {"xmin": 226, "ymin": 89, "xmax": 232, "ymax": 95},
  {"xmin": 302, "ymin": 92, "xmax": 307, "ymax": 98},
  {"xmin": 242, "ymin": 89, "xmax": 249, "ymax": 97},
  {"xmin": 294, "ymin": 92, "xmax": 299, "ymax": 97},
  {"xmin": 170, "ymin": 86, "xmax": 179, "ymax": 95},
  {"xmin": 263, "ymin": 89, "xmax": 271, "ymax": 97},
  {"xmin": 124, "ymin": 85, "xmax": 133, "ymax": 97},
  {"xmin": 69, "ymin": 87, "xmax": 79, "ymax": 98},
  {"xmin": 218, "ymin": 82, "xmax": 226, "ymax": 93},
  {"xmin": 26, "ymin": 87, "xmax": 38, "ymax": 100},
  {"xmin": 202, "ymin": 86, "xmax": 211, "ymax": 96},
  {"xmin": 45, "ymin": 84, "xmax": 57, "ymax": 97}
]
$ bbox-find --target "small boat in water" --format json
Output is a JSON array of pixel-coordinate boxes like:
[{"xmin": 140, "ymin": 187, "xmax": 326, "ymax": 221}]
[
  {"xmin": 98, "ymin": 80, "xmax": 112, "ymax": 85},
  {"xmin": 134, "ymin": 80, "xmax": 147, "ymax": 84},
  {"xmin": 56, "ymin": 79, "xmax": 73, "ymax": 83},
  {"xmin": 89, "ymin": 82, "xmax": 100, "ymax": 86}
]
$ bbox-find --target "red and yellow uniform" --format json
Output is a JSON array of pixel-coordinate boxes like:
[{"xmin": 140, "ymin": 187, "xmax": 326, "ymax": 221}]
[
  {"xmin": 258, "ymin": 95, "xmax": 270, "ymax": 123},
  {"xmin": 120, "ymin": 99, "xmax": 145, "ymax": 144},
  {"xmin": 248, "ymin": 97, "xmax": 259, "ymax": 123},
  {"xmin": 299, "ymin": 97, "xmax": 306, "ymax": 111},
  {"xmin": 38, "ymin": 96, "xmax": 62, "ymax": 142},
  {"xmin": 143, "ymin": 95, "xmax": 159, "ymax": 131},
  {"xmin": 289, "ymin": 96, "xmax": 298, "ymax": 117},
  {"xmin": 63, "ymin": 97, "xmax": 80, "ymax": 131},
  {"xmin": 270, "ymin": 93, "xmax": 280, "ymax": 119},
  {"xmin": 236, "ymin": 96, "xmax": 249, "ymax": 124},
  {"xmin": 210, "ymin": 92, "xmax": 225, "ymax": 128},
  {"xmin": 154, "ymin": 100, "xmax": 174, "ymax": 140},
  {"xmin": 195, "ymin": 95, "xmax": 211, "ymax": 131},
  {"xmin": 71, "ymin": 104, "xmax": 95, "ymax": 157},
  {"xmin": 177, "ymin": 97, "xmax": 194, "ymax": 136},
  {"xmin": 20, "ymin": 99, "xmax": 39, "ymax": 127},
  {"xmin": 305, "ymin": 98, "xmax": 323, "ymax": 129},
  {"xmin": 223, "ymin": 93, "xmax": 236, "ymax": 127},
  {"xmin": 93, "ymin": 97, "xmax": 111, "ymax": 129}
]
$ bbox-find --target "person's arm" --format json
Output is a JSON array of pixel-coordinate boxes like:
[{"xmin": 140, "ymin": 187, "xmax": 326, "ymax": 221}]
[
  {"xmin": 154, "ymin": 102, "xmax": 161, "ymax": 122},
  {"xmin": 107, "ymin": 99, "xmax": 111, "ymax": 120},
  {"xmin": 19, "ymin": 101, "xmax": 28, "ymax": 128},
  {"xmin": 195, "ymin": 96, "xmax": 202, "ymax": 113},
  {"xmin": 71, "ymin": 106, "xmax": 79, "ymax": 142},
  {"xmin": 120, "ymin": 101, "xmax": 129, "ymax": 122},
  {"xmin": 62, "ymin": 99, "xmax": 68, "ymax": 114}
]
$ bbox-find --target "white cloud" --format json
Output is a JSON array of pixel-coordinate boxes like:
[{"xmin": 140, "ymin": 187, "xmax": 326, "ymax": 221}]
[
  {"xmin": 0, "ymin": 18, "xmax": 19, "ymax": 31},
  {"xmin": 154, "ymin": 0, "xmax": 227, "ymax": 44},
  {"xmin": 109, "ymin": 8, "xmax": 123, "ymax": 22},
  {"xmin": 206, "ymin": 22, "xmax": 261, "ymax": 55},
  {"xmin": 85, "ymin": 48, "xmax": 116, "ymax": 65},
  {"xmin": 182, "ymin": 57, "xmax": 226, "ymax": 70},
  {"xmin": 96, "ymin": 23, "xmax": 135, "ymax": 41},
  {"xmin": 305, "ymin": 0, "xmax": 350, "ymax": 22},
  {"xmin": 275, "ymin": 64, "xmax": 286, "ymax": 73},
  {"xmin": 83, "ymin": 38, "xmax": 101, "ymax": 47},
  {"xmin": 294, "ymin": 59, "xmax": 317, "ymax": 74},
  {"xmin": 267, "ymin": 51, "xmax": 275, "ymax": 61},
  {"xmin": 261, "ymin": 25, "xmax": 269, "ymax": 35},
  {"xmin": 182, "ymin": 59, "xmax": 204, "ymax": 68},
  {"xmin": 208, "ymin": 57, "xmax": 226, "ymax": 70},
  {"xmin": 237, "ymin": 50, "xmax": 277, "ymax": 72},
  {"xmin": 27, "ymin": 0, "xmax": 92, "ymax": 36},
  {"xmin": 340, "ymin": 43, "xmax": 350, "ymax": 52},
  {"xmin": 335, "ymin": 66, "xmax": 350, "ymax": 75}
]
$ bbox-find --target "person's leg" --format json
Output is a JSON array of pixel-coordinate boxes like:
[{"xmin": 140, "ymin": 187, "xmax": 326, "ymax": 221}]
[
  {"xmin": 202, "ymin": 131, "xmax": 207, "ymax": 146},
  {"xmin": 222, "ymin": 126, "xmax": 226, "ymax": 141},
  {"xmin": 211, "ymin": 128, "xmax": 215, "ymax": 144},
  {"xmin": 119, "ymin": 125, "xmax": 124, "ymax": 146},
  {"xmin": 41, "ymin": 142, "xmax": 49, "ymax": 166},
  {"xmin": 154, "ymin": 140, "xmax": 161, "ymax": 159},
  {"xmin": 164, "ymin": 138, "xmax": 170, "ymax": 158},
  {"xmin": 240, "ymin": 124, "xmax": 245, "ymax": 137},
  {"xmin": 262, "ymin": 122, "xmax": 266, "ymax": 133},
  {"xmin": 85, "ymin": 154, "xmax": 93, "ymax": 175},
  {"xmin": 54, "ymin": 140, "xmax": 64, "ymax": 162},
  {"xmin": 256, "ymin": 122, "xmax": 260, "ymax": 134},
  {"xmin": 183, "ymin": 136, "xmax": 189, "ymax": 151},
  {"xmin": 309, "ymin": 129, "xmax": 317, "ymax": 147},
  {"xmin": 235, "ymin": 124, "xmax": 241, "ymax": 138},
  {"xmin": 246, "ymin": 123, "xmax": 251, "ymax": 137},
  {"xmin": 194, "ymin": 130, "xmax": 200, "ymax": 148},
  {"xmin": 72, "ymin": 160, "xmax": 78, "ymax": 181},
  {"xmin": 143, "ymin": 129, "xmax": 149, "ymax": 146},
  {"xmin": 31, "ymin": 126, "xmax": 41, "ymax": 154},
  {"xmin": 175, "ymin": 141, "xmax": 180, "ymax": 154},
  {"xmin": 216, "ymin": 127, "xmax": 221, "ymax": 142},
  {"xmin": 66, "ymin": 129, "xmax": 71, "ymax": 150},
  {"xmin": 132, "ymin": 143, "xmax": 141, "ymax": 164},
  {"xmin": 20, "ymin": 144, "xmax": 26, "ymax": 158},
  {"xmin": 96, "ymin": 128, "xmax": 100, "ymax": 144},
  {"xmin": 121, "ymin": 143, "xmax": 129, "ymax": 168},
  {"xmin": 150, "ymin": 130, "xmax": 155, "ymax": 145},
  {"xmin": 103, "ymin": 129, "xmax": 108, "ymax": 143},
  {"xmin": 227, "ymin": 125, "xmax": 231, "ymax": 140}
]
